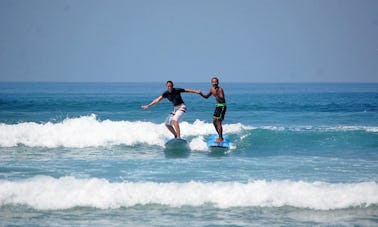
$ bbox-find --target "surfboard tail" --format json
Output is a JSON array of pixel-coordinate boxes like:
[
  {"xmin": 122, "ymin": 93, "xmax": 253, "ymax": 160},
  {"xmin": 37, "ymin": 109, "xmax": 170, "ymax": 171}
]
[{"xmin": 207, "ymin": 135, "xmax": 230, "ymax": 149}]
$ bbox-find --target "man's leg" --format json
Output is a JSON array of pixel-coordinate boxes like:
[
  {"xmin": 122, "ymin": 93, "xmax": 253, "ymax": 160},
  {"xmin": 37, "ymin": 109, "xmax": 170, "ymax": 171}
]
[
  {"xmin": 172, "ymin": 120, "xmax": 181, "ymax": 138},
  {"xmin": 165, "ymin": 124, "xmax": 177, "ymax": 138},
  {"xmin": 213, "ymin": 119, "xmax": 219, "ymax": 135},
  {"xmin": 213, "ymin": 119, "xmax": 223, "ymax": 142},
  {"xmin": 165, "ymin": 112, "xmax": 177, "ymax": 138},
  {"xmin": 170, "ymin": 106, "xmax": 185, "ymax": 139}
]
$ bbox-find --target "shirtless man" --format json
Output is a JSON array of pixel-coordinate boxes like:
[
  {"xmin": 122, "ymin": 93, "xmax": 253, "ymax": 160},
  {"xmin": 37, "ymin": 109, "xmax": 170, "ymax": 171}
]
[
  {"xmin": 141, "ymin": 81, "xmax": 201, "ymax": 139},
  {"xmin": 200, "ymin": 77, "xmax": 227, "ymax": 142}
]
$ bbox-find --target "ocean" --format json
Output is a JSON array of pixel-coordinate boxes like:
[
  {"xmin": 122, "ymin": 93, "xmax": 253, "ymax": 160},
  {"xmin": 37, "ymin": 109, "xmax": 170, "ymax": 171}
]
[{"xmin": 0, "ymin": 82, "xmax": 377, "ymax": 226}]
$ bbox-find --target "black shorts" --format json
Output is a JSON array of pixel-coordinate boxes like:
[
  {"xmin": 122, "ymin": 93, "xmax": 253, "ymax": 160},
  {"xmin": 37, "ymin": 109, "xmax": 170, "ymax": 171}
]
[{"xmin": 213, "ymin": 105, "xmax": 226, "ymax": 121}]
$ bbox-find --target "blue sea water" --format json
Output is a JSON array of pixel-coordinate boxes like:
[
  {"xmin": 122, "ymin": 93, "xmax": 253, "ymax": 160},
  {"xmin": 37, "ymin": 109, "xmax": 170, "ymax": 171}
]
[{"xmin": 0, "ymin": 82, "xmax": 377, "ymax": 226}]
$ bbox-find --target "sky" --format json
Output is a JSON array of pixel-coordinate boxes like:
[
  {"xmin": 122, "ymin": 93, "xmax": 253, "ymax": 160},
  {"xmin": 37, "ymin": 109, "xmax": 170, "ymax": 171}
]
[{"xmin": 0, "ymin": 0, "xmax": 377, "ymax": 83}]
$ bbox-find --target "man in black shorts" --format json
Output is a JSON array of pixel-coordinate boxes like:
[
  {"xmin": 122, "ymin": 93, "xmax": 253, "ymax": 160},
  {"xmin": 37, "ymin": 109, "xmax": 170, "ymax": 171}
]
[{"xmin": 200, "ymin": 77, "xmax": 227, "ymax": 142}]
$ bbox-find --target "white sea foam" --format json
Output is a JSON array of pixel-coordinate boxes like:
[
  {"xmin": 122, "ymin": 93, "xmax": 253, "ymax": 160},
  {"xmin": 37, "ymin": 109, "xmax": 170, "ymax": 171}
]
[
  {"xmin": 0, "ymin": 115, "xmax": 375, "ymax": 148},
  {"xmin": 0, "ymin": 176, "xmax": 377, "ymax": 210},
  {"xmin": 0, "ymin": 115, "xmax": 250, "ymax": 148},
  {"xmin": 261, "ymin": 125, "xmax": 378, "ymax": 132}
]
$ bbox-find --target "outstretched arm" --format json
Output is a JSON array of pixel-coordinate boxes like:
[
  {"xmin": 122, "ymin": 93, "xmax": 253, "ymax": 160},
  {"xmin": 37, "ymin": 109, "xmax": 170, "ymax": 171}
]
[
  {"xmin": 141, "ymin": 96, "xmax": 164, "ymax": 109},
  {"xmin": 184, "ymin": 88, "xmax": 201, "ymax": 94},
  {"xmin": 200, "ymin": 89, "xmax": 212, "ymax": 99}
]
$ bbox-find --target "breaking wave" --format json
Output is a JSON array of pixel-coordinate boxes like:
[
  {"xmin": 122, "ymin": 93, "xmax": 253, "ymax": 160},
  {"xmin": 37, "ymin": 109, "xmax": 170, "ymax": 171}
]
[
  {"xmin": 0, "ymin": 114, "xmax": 376, "ymax": 148},
  {"xmin": 0, "ymin": 176, "xmax": 377, "ymax": 210}
]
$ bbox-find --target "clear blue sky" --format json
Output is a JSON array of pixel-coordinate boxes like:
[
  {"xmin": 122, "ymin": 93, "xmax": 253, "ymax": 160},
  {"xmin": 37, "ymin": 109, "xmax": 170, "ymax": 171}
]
[{"xmin": 1, "ymin": 0, "xmax": 377, "ymax": 83}]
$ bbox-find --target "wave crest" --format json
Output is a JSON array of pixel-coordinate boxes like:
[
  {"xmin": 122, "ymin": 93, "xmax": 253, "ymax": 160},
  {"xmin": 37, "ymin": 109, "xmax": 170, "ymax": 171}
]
[
  {"xmin": 1, "ymin": 176, "xmax": 377, "ymax": 210},
  {"xmin": 0, "ymin": 114, "xmax": 249, "ymax": 148}
]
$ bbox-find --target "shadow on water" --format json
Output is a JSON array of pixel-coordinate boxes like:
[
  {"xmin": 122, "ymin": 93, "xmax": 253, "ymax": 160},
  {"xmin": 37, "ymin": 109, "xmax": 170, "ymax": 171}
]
[
  {"xmin": 207, "ymin": 147, "xmax": 230, "ymax": 157},
  {"xmin": 163, "ymin": 148, "xmax": 190, "ymax": 158}
]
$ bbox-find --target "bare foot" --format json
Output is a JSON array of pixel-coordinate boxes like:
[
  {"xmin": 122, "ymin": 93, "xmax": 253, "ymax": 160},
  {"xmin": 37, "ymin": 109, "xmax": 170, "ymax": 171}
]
[{"xmin": 216, "ymin": 138, "xmax": 224, "ymax": 143}]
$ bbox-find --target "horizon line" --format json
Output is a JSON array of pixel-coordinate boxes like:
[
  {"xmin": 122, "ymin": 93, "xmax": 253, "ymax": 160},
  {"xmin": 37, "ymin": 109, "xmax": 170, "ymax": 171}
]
[{"xmin": 1, "ymin": 81, "xmax": 378, "ymax": 84}]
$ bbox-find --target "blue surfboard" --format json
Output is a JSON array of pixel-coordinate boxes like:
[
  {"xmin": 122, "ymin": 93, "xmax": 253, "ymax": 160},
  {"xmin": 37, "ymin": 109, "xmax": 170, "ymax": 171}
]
[
  {"xmin": 207, "ymin": 135, "xmax": 230, "ymax": 155},
  {"xmin": 164, "ymin": 138, "xmax": 190, "ymax": 157}
]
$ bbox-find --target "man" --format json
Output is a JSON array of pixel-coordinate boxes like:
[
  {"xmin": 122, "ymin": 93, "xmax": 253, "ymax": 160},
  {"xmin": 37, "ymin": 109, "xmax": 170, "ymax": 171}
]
[
  {"xmin": 200, "ymin": 77, "xmax": 227, "ymax": 142},
  {"xmin": 141, "ymin": 81, "xmax": 200, "ymax": 139}
]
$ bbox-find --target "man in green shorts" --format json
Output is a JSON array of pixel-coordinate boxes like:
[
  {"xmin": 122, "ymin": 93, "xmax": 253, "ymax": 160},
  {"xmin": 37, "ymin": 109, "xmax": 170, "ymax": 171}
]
[{"xmin": 200, "ymin": 77, "xmax": 227, "ymax": 142}]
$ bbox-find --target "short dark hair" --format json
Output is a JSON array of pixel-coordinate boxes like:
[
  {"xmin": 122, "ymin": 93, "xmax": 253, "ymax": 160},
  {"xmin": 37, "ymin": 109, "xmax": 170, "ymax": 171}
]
[{"xmin": 166, "ymin": 80, "xmax": 174, "ymax": 86}]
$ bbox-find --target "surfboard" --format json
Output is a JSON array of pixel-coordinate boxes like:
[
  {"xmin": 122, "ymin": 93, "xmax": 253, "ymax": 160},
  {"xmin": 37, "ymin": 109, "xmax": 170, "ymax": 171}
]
[
  {"xmin": 207, "ymin": 135, "xmax": 230, "ymax": 155},
  {"xmin": 164, "ymin": 138, "xmax": 190, "ymax": 157}
]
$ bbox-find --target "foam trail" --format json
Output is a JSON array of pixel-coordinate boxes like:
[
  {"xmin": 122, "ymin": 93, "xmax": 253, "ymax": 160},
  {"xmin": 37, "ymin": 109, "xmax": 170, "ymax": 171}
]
[
  {"xmin": 0, "ymin": 115, "xmax": 250, "ymax": 148},
  {"xmin": 0, "ymin": 176, "xmax": 377, "ymax": 210}
]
